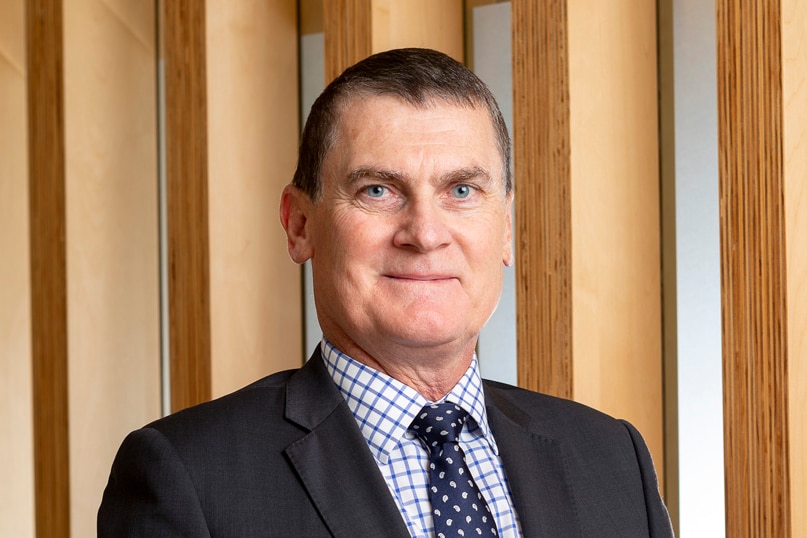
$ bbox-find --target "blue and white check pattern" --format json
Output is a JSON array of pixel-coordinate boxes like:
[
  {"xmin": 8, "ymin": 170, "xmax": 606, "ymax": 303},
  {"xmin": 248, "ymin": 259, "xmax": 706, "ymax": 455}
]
[{"xmin": 321, "ymin": 340, "xmax": 522, "ymax": 538}]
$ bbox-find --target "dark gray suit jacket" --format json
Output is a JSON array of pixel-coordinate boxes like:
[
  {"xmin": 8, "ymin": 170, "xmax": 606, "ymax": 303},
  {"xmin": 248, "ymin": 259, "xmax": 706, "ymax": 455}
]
[{"xmin": 98, "ymin": 351, "xmax": 673, "ymax": 537}]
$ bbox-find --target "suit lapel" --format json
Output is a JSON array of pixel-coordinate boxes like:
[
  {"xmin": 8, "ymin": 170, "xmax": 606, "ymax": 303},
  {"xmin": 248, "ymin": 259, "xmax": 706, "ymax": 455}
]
[
  {"xmin": 283, "ymin": 353, "xmax": 411, "ymax": 538},
  {"xmin": 485, "ymin": 387, "xmax": 582, "ymax": 538}
]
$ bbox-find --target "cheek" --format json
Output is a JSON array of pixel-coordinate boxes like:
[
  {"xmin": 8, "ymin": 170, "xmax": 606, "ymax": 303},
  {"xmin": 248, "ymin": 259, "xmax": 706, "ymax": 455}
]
[{"xmin": 317, "ymin": 214, "xmax": 388, "ymax": 277}]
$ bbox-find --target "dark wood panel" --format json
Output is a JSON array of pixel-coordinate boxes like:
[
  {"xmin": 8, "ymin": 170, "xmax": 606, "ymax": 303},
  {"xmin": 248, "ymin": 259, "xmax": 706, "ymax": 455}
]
[
  {"xmin": 323, "ymin": 0, "xmax": 371, "ymax": 83},
  {"xmin": 161, "ymin": 0, "xmax": 212, "ymax": 412},
  {"xmin": 26, "ymin": 0, "xmax": 70, "ymax": 536},
  {"xmin": 656, "ymin": 0, "xmax": 679, "ymax": 530},
  {"xmin": 511, "ymin": 0, "xmax": 572, "ymax": 398},
  {"xmin": 716, "ymin": 1, "xmax": 791, "ymax": 536}
]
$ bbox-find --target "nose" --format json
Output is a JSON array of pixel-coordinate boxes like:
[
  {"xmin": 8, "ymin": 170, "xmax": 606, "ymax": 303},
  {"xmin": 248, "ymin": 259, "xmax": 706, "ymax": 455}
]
[{"xmin": 392, "ymin": 199, "xmax": 451, "ymax": 252}]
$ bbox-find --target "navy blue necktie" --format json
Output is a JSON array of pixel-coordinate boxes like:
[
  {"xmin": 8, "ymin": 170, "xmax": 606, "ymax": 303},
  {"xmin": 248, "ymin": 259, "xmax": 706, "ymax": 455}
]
[{"xmin": 409, "ymin": 402, "xmax": 498, "ymax": 537}]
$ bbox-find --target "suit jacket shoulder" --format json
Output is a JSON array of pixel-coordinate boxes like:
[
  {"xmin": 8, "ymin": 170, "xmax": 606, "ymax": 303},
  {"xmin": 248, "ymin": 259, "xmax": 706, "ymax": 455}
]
[
  {"xmin": 99, "ymin": 357, "xmax": 673, "ymax": 537},
  {"xmin": 99, "ymin": 358, "xmax": 410, "ymax": 538},
  {"xmin": 483, "ymin": 380, "xmax": 674, "ymax": 537}
]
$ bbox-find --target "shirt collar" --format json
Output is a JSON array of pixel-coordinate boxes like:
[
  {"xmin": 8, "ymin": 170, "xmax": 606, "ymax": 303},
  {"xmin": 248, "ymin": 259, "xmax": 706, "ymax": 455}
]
[{"xmin": 320, "ymin": 339, "xmax": 499, "ymax": 464}]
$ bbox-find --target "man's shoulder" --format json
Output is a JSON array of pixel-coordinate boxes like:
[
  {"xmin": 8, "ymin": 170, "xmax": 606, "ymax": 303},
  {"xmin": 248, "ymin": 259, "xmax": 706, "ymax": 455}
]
[
  {"xmin": 143, "ymin": 367, "xmax": 302, "ymax": 442},
  {"xmin": 482, "ymin": 379, "xmax": 629, "ymax": 440}
]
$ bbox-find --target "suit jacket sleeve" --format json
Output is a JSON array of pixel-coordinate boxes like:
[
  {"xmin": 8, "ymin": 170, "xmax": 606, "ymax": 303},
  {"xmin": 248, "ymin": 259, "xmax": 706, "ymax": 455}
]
[
  {"xmin": 621, "ymin": 420, "xmax": 675, "ymax": 537},
  {"xmin": 98, "ymin": 427, "xmax": 211, "ymax": 538}
]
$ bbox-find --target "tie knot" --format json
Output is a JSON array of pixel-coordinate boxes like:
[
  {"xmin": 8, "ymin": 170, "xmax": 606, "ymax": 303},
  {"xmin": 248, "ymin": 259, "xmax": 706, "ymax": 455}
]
[{"xmin": 409, "ymin": 402, "xmax": 468, "ymax": 449}]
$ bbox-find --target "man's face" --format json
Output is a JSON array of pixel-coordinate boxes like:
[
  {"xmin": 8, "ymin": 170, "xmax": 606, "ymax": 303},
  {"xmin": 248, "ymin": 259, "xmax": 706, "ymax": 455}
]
[{"xmin": 284, "ymin": 95, "xmax": 513, "ymax": 365}]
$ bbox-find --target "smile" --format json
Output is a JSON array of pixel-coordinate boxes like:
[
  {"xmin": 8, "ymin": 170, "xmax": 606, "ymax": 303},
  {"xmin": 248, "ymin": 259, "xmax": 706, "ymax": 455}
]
[{"xmin": 383, "ymin": 274, "xmax": 457, "ymax": 282}]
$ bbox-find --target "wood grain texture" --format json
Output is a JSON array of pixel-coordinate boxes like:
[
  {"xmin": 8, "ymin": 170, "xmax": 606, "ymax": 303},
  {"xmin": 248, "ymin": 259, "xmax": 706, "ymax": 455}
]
[
  {"xmin": 511, "ymin": 0, "xmax": 572, "ymax": 399},
  {"xmin": 26, "ymin": 1, "xmax": 71, "ymax": 536},
  {"xmin": 323, "ymin": 0, "xmax": 372, "ymax": 82},
  {"xmin": 782, "ymin": 2, "xmax": 807, "ymax": 534},
  {"xmin": 513, "ymin": 0, "xmax": 663, "ymax": 482},
  {"xmin": 716, "ymin": 1, "xmax": 791, "ymax": 536},
  {"xmin": 162, "ymin": 0, "xmax": 212, "ymax": 412}
]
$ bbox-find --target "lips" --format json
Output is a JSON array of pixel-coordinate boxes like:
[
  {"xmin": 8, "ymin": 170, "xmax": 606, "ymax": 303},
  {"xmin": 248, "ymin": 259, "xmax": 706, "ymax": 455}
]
[
  {"xmin": 381, "ymin": 274, "xmax": 460, "ymax": 291},
  {"xmin": 386, "ymin": 274, "xmax": 454, "ymax": 281}
]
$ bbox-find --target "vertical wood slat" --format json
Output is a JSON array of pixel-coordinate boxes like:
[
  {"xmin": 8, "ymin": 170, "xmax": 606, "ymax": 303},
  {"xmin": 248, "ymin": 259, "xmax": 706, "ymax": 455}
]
[
  {"xmin": 323, "ymin": 0, "xmax": 372, "ymax": 83},
  {"xmin": 716, "ymin": 1, "xmax": 791, "ymax": 536},
  {"xmin": 656, "ymin": 0, "xmax": 679, "ymax": 529},
  {"xmin": 369, "ymin": 0, "xmax": 463, "ymax": 62},
  {"xmin": 162, "ymin": 0, "xmax": 212, "ymax": 412},
  {"xmin": 1, "ymin": 1, "xmax": 35, "ymax": 535},
  {"xmin": 511, "ymin": 0, "xmax": 572, "ymax": 398},
  {"xmin": 782, "ymin": 2, "xmax": 807, "ymax": 533},
  {"xmin": 206, "ymin": 1, "xmax": 303, "ymax": 397},
  {"xmin": 62, "ymin": 2, "xmax": 162, "ymax": 534},
  {"xmin": 26, "ymin": 1, "xmax": 70, "ymax": 536}
]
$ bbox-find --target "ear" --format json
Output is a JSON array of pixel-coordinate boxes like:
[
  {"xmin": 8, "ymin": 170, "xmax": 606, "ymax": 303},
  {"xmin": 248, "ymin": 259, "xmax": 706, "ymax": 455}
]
[
  {"xmin": 502, "ymin": 192, "xmax": 514, "ymax": 267},
  {"xmin": 279, "ymin": 185, "xmax": 315, "ymax": 263}
]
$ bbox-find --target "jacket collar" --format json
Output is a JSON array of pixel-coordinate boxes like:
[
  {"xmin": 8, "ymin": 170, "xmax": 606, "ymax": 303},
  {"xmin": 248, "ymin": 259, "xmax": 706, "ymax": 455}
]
[
  {"xmin": 283, "ymin": 351, "xmax": 412, "ymax": 538},
  {"xmin": 485, "ymin": 385, "xmax": 581, "ymax": 537},
  {"xmin": 284, "ymin": 350, "xmax": 580, "ymax": 538}
]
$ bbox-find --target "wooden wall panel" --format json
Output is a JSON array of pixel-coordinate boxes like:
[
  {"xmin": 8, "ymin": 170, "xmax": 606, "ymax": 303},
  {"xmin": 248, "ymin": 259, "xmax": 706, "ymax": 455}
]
[
  {"xmin": 567, "ymin": 0, "xmax": 662, "ymax": 465},
  {"xmin": 371, "ymin": 0, "xmax": 463, "ymax": 62},
  {"xmin": 162, "ymin": 0, "xmax": 213, "ymax": 412},
  {"xmin": 0, "ymin": 0, "xmax": 34, "ymax": 536},
  {"xmin": 25, "ymin": 1, "xmax": 70, "ymax": 536},
  {"xmin": 324, "ymin": 0, "xmax": 372, "ymax": 82},
  {"xmin": 656, "ymin": 0, "xmax": 679, "ymax": 526},
  {"xmin": 63, "ymin": 1, "xmax": 160, "ymax": 536},
  {"xmin": 782, "ymin": 2, "xmax": 807, "ymax": 533},
  {"xmin": 512, "ymin": 0, "xmax": 664, "ymax": 477},
  {"xmin": 716, "ymin": 0, "xmax": 807, "ymax": 535},
  {"xmin": 324, "ymin": 0, "xmax": 463, "ymax": 83},
  {"xmin": 206, "ymin": 0, "xmax": 302, "ymax": 396},
  {"xmin": 300, "ymin": 0, "xmax": 323, "ymax": 35},
  {"xmin": 512, "ymin": 0, "xmax": 572, "ymax": 400}
]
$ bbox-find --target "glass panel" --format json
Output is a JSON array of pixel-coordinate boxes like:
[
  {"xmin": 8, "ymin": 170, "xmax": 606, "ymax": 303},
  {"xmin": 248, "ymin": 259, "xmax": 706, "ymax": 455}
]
[
  {"xmin": 471, "ymin": 2, "xmax": 517, "ymax": 385},
  {"xmin": 662, "ymin": 0, "xmax": 726, "ymax": 534}
]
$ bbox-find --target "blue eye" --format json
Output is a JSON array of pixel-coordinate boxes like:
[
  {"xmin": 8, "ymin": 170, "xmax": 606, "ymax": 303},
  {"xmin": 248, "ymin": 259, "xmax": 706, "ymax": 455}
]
[
  {"xmin": 366, "ymin": 185, "xmax": 386, "ymax": 198},
  {"xmin": 452, "ymin": 184, "xmax": 472, "ymax": 198}
]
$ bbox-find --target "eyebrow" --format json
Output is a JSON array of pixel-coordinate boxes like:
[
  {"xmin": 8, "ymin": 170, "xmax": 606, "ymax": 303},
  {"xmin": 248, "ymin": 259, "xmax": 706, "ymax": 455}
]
[
  {"xmin": 347, "ymin": 165, "xmax": 493, "ymax": 186},
  {"xmin": 348, "ymin": 167, "xmax": 404, "ymax": 184}
]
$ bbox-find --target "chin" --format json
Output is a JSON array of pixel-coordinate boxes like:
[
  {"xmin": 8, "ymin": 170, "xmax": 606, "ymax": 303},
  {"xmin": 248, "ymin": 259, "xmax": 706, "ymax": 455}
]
[{"xmin": 383, "ymin": 322, "xmax": 473, "ymax": 351}]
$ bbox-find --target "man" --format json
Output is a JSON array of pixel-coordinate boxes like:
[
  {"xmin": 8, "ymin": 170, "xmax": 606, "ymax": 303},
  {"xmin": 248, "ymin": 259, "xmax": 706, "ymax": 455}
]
[{"xmin": 99, "ymin": 48, "xmax": 673, "ymax": 537}]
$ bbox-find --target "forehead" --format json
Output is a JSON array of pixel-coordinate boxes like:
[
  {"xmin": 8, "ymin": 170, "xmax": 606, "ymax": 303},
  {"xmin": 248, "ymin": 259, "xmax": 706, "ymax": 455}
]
[
  {"xmin": 335, "ymin": 93, "xmax": 493, "ymax": 133},
  {"xmin": 326, "ymin": 95, "xmax": 501, "ymax": 173}
]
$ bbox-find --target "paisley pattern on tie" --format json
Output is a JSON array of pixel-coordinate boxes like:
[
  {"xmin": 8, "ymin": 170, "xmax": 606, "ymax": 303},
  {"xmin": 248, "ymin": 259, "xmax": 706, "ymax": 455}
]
[{"xmin": 409, "ymin": 402, "xmax": 499, "ymax": 537}]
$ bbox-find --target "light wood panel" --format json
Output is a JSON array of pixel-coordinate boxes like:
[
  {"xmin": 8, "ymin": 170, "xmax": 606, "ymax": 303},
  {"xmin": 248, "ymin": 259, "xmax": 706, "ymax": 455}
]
[
  {"xmin": 512, "ymin": 0, "xmax": 664, "ymax": 478},
  {"xmin": 716, "ymin": 0, "xmax": 802, "ymax": 535},
  {"xmin": 783, "ymin": 2, "xmax": 807, "ymax": 533},
  {"xmin": 371, "ymin": 0, "xmax": 463, "ymax": 62},
  {"xmin": 26, "ymin": 1, "xmax": 70, "ymax": 536},
  {"xmin": 63, "ymin": 1, "xmax": 160, "ymax": 536},
  {"xmin": 206, "ymin": 0, "xmax": 302, "ymax": 396},
  {"xmin": 568, "ymin": 0, "xmax": 662, "ymax": 466},
  {"xmin": 0, "ymin": 0, "xmax": 34, "ymax": 536},
  {"xmin": 162, "ymin": 0, "xmax": 213, "ymax": 412},
  {"xmin": 324, "ymin": 0, "xmax": 463, "ymax": 83}
]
